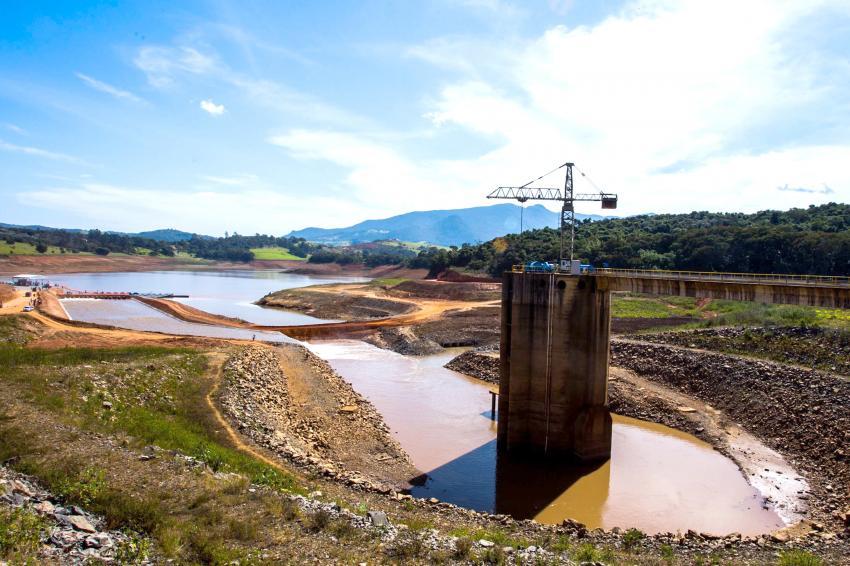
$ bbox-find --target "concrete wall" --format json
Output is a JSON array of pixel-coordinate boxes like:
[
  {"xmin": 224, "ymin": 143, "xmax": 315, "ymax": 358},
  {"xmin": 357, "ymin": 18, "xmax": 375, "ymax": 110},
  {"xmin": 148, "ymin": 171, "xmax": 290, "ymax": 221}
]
[
  {"xmin": 605, "ymin": 276, "xmax": 850, "ymax": 308},
  {"xmin": 499, "ymin": 272, "xmax": 612, "ymax": 461}
]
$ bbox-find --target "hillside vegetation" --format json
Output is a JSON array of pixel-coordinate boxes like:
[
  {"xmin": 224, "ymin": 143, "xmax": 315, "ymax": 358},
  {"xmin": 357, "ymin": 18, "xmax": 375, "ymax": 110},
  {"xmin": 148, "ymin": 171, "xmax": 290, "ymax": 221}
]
[
  {"xmin": 5, "ymin": 203, "xmax": 850, "ymax": 275},
  {"xmin": 407, "ymin": 202, "xmax": 850, "ymax": 277}
]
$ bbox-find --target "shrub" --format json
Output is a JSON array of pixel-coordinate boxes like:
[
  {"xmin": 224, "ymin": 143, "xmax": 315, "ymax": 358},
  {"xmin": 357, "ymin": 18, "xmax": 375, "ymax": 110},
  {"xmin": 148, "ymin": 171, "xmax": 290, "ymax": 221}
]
[
  {"xmin": 94, "ymin": 247, "xmax": 110, "ymax": 256},
  {"xmin": 453, "ymin": 537, "xmax": 473, "ymax": 559},
  {"xmin": 305, "ymin": 509, "xmax": 331, "ymax": 532},
  {"xmin": 622, "ymin": 527, "xmax": 645, "ymax": 551},
  {"xmin": 778, "ymin": 550, "xmax": 824, "ymax": 566},
  {"xmin": 35, "ymin": 243, "xmax": 47, "ymax": 253},
  {"xmin": 0, "ymin": 507, "xmax": 46, "ymax": 561}
]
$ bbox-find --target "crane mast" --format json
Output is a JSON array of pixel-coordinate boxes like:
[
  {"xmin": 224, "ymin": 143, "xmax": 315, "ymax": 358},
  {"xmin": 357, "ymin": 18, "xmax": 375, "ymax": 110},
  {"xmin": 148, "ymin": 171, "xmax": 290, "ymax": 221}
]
[{"xmin": 487, "ymin": 162, "xmax": 617, "ymax": 269}]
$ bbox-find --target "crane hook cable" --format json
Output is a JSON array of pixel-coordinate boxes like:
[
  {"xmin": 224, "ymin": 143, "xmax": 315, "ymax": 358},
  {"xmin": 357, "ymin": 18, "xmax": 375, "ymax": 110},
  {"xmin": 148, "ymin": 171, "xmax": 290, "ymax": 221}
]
[{"xmin": 518, "ymin": 162, "xmax": 569, "ymax": 189}]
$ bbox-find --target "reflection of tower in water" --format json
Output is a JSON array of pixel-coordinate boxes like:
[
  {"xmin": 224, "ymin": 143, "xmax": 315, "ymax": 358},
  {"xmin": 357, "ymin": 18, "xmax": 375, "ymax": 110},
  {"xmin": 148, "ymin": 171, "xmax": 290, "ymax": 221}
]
[{"xmin": 494, "ymin": 450, "xmax": 611, "ymax": 528}]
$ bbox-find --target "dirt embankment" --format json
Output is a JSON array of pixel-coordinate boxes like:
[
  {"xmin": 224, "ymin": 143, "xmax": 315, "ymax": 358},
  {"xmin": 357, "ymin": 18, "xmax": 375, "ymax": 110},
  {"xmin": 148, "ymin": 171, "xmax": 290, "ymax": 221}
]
[
  {"xmin": 278, "ymin": 261, "xmax": 428, "ymax": 279},
  {"xmin": 259, "ymin": 286, "xmax": 415, "ymax": 320},
  {"xmin": 0, "ymin": 283, "xmax": 16, "ymax": 303},
  {"xmin": 138, "ymin": 297, "xmax": 248, "ymax": 327},
  {"xmin": 220, "ymin": 345, "xmax": 419, "ymax": 492},
  {"xmin": 36, "ymin": 289, "xmax": 69, "ymax": 320},
  {"xmin": 444, "ymin": 350, "xmax": 500, "ymax": 384},
  {"xmin": 0, "ymin": 254, "xmax": 429, "ymax": 278},
  {"xmin": 386, "ymin": 280, "xmax": 501, "ymax": 302},
  {"xmin": 445, "ymin": 339, "xmax": 850, "ymax": 532},
  {"xmin": 0, "ymin": 254, "xmax": 220, "ymax": 275},
  {"xmin": 611, "ymin": 340, "xmax": 849, "ymax": 530},
  {"xmin": 634, "ymin": 326, "xmax": 850, "ymax": 375}
]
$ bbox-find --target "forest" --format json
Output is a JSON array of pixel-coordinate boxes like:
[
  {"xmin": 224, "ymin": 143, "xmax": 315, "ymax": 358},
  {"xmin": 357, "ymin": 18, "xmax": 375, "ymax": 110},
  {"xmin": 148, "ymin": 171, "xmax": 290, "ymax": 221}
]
[
  {"xmin": 4, "ymin": 203, "xmax": 850, "ymax": 277},
  {"xmin": 407, "ymin": 202, "xmax": 850, "ymax": 277}
]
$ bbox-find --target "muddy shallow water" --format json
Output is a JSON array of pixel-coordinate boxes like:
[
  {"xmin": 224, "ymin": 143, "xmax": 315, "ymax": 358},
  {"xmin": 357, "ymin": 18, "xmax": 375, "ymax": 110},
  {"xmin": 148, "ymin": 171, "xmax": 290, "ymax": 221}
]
[
  {"xmin": 309, "ymin": 339, "xmax": 786, "ymax": 535},
  {"xmin": 61, "ymin": 298, "xmax": 297, "ymax": 343},
  {"xmin": 50, "ymin": 270, "xmax": 364, "ymax": 325},
  {"xmin": 50, "ymin": 270, "xmax": 791, "ymax": 535}
]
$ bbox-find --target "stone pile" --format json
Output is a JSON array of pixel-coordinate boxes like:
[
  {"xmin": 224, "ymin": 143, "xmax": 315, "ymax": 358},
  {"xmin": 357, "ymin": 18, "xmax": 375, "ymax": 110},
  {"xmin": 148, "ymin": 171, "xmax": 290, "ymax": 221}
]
[
  {"xmin": 0, "ymin": 466, "xmax": 148, "ymax": 564},
  {"xmin": 444, "ymin": 350, "xmax": 500, "ymax": 384},
  {"xmin": 632, "ymin": 326, "xmax": 850, "ymax": 375},
  {"xmin": 220, "ymin": 346, "xmax": 407, "ymax": 494}
]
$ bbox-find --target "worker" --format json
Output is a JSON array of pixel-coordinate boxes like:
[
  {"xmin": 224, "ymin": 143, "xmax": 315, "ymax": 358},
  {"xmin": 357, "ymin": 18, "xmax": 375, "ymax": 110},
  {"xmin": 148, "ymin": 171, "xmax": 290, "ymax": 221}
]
[{"xmin": 252, "ymin": 334, "xmax": 256, "ymax": 341}]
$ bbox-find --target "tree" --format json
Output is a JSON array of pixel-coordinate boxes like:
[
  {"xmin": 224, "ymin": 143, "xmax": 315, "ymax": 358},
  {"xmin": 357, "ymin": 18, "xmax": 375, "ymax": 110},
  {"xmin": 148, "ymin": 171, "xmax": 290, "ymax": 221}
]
[
  {"xmin": 35, "ymin": 243, "xmax": 48, "ymax": 254},
  {"xmin": 94, "ymin": 247, "xmax": 110, "ymax": 256}
]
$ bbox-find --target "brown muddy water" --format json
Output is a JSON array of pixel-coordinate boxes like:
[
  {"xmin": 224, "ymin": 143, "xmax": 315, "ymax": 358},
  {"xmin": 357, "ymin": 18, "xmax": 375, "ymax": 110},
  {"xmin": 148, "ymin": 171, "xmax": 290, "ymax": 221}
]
[{"xmin": 309, "ymin": 340, "xmax": 786, "ymax": 535}]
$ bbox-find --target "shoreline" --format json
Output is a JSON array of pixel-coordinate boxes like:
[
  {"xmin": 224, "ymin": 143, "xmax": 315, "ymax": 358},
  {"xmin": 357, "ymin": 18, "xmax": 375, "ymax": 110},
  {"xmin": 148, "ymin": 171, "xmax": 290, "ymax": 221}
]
[{"xmin": 444, "ymin": 344, "xmax": 847, "ymax": 534}]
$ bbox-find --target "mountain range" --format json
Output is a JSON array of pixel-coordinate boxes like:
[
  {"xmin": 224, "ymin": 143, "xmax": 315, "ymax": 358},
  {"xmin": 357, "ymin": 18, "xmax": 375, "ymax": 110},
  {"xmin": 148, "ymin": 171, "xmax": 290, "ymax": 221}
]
[{"xmin": 288, "ymin": 203, "xmax": 612, "ymax": 247}]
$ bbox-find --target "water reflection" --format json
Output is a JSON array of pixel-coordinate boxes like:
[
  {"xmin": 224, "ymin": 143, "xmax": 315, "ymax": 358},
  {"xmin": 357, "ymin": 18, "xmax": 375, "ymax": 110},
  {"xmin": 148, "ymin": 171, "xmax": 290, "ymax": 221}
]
[
  {"xmin": 496, "ymin": 450, "xmax": 609, "ymax": 526},
  {"xmin": 61, "ymin": 298, "xmax": 296, "ymax": 343},
  {"xmin": 49, "ymin": 270, "xmax": 365, "ymax": 325},
  {"xmin": 312, "ymin": 339, "xmax": 785, "ymax": 535}
]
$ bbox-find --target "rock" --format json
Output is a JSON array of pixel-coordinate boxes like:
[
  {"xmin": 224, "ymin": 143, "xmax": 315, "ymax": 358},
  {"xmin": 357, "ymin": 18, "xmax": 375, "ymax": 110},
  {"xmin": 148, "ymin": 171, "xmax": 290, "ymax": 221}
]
[
  {"xmin": 67, "ymin": 515, "xmax": 97, "ymax": 533},
  {"xmin": 428, "ymin": 497, "xmax": 439, "ymax": 504},
  {"xmin": 770, "ymin": 530, "xmax": 791, "ymax": 543},
  {"xmin": 677, "ymin": 406, "xmax": 696, "ymax": 413},
  {"xmin": 478, "ymin": 539, "xmax": 495, "ymax": 547},
  {"xmin": 102, "ymin": 401, "xmax": 113, "ymax": 409},
  {"xmin": 367, "ymin": 511, "xmax": 388, "ymax": 527},
  {"xmin": 33, "ymin": 500, "xmax": 55, "ymax": 514},
  {"xmin": 85, "ymin": 533, "xmax": 112, "ymax": 548},
  {"xmin": 339, "ymin": 405, "xmax": 358, "ymax": 413},
  {"xmin": 10, "ymin": 479, "xmax": 34, "ymax": 497}
]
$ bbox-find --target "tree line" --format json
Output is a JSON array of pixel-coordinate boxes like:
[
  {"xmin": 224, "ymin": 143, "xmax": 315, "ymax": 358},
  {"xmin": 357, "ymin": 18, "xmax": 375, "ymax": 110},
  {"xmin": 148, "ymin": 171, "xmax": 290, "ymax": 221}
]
[
  {"xmin": 405, "ymin": 202, "xmax": 850, "ymax": 277},
  {"xmin": 5, "ymin": 203, "xmax": 850, "ymax": 276}
]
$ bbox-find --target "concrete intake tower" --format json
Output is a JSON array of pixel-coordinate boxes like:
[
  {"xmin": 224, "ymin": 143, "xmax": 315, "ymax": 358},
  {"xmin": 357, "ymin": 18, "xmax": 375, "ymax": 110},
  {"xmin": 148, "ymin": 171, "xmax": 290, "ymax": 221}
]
[{"xmin": 498, "ymin": 271, "xmax": 613, "ymax": 462}]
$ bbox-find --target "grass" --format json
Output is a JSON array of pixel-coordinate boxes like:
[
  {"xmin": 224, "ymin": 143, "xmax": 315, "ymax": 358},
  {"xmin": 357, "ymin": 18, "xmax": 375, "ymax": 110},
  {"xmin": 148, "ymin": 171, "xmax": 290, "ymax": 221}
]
[
  {"xmin": 613, "ymin": 292, "xmax": 850, "ymax": 333},
  {"xmin": 0, "ymin": 242, "xmax": 78, "ymax": 256},
  {"xmin": 0, "ymin": 338, "xmax": 308, "ymax": 562},
  {"xmin": 447, "ymin": 526, "xmax": 529, "ymax": 549},
  {"xmin": 368, "ymin": 277, "xmax": 408, "ymax": 288},
  {"xmin": 612, "ymin": 295, "xmax": 696, "ymax": 318},
  {"xmin": 249, "ymin": 246, "xmax": 306, "ymax": 261},
  {"xmin": 0, "ymin": 506, "xmax": 48, "ymax": 562},
  {"xmin": 778, "ymin": 550, "xmax": 824, "ymax": 566}
]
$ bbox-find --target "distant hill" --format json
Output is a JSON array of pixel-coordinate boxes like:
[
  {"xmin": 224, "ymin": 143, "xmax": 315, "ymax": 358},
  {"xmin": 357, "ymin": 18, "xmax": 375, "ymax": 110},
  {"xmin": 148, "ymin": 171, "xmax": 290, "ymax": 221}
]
[
  {"xmin": 0, "ymin": 222, "xmax": 203, "ymax": 242},
  {"xmin": 133, "ymin": 229, "xmax": 199, "ymax": 242},
  {"xmin": 288, "ymin": 203, "xmax": 612, "ymax": 247}
]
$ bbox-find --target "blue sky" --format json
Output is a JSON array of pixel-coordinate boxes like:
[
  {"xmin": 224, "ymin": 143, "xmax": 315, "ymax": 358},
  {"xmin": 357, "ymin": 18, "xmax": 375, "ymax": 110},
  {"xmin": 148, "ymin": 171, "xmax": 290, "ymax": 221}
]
[{"xmin": 1, "ymin": 0, "xmax": 849, "ymax": 235}]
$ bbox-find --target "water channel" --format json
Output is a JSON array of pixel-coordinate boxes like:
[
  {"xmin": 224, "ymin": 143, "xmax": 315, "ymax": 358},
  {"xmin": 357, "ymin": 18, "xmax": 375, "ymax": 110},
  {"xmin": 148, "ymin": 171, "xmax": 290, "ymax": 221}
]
[
  {"xmin": 50, "ymin": 270, "xmax": 365, "ymax": 325},
  {"xmin": 56, "ymin": 270, "xmax": 788, "ymax": 535}
]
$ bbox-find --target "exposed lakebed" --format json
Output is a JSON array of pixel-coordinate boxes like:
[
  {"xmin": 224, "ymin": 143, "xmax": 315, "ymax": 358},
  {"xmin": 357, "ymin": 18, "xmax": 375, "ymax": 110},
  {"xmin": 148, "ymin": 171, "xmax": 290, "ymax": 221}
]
[
  {"xmin": 308, "ymin": 339, "xmax": 785, "ymax": 535},
  {"xmin": 55, "ymin": 270, "xmax": 789, "ymax": 535}
]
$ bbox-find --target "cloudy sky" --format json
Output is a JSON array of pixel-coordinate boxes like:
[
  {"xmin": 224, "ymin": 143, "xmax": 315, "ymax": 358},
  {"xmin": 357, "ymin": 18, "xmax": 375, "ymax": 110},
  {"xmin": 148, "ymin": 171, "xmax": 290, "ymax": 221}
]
[{"xmin": 1, "ymin": 0, "xmax": 849, "ymax": 235}]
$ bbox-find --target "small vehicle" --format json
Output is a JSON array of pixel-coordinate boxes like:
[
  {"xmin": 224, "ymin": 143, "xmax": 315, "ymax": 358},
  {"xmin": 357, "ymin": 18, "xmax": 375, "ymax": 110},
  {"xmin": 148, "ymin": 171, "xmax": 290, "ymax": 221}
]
[
  {"xmin": 525, "ymin": 261, "xmax": 554, "ymax": 273},
  {"xmin": 22, "ymin": 305, "xmax": 34, "ymax": 312}
]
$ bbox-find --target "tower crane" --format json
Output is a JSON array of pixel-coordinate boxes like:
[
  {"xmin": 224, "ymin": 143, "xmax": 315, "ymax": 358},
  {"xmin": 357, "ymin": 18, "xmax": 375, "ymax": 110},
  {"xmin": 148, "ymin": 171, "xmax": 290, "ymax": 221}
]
[{"xmin": 487, "ymin": 162, "xmax": 617, "ymax": 271}]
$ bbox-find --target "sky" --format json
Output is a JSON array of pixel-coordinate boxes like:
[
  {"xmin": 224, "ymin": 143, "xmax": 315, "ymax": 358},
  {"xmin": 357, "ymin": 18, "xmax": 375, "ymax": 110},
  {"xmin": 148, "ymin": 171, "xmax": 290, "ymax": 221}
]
[{"xmin": 1, "ymin": 0, "xmax": 849, "ymax": 236}]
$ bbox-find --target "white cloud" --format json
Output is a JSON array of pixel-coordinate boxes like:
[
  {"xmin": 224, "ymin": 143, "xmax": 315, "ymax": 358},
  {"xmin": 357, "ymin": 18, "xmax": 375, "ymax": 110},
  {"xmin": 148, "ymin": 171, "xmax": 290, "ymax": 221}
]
[
  {"xmin": 201, "ymin": 174, "xmax": 258, "ymax": 186},
  {"xmin": 0, "ymin": 139, "xmax": 85, "ymax": 165},
  {"xmin": 134, "ymin": 46, "xmax": 217, "ymax": 87},
  {"xmin": 3, "ymin": 123, "xmax": 27, "ymax": 135},
  {"xmin": 258, "ymin": 0, "xmax": 850, "ymax": 227},
  {"xmin": 200, "ymin": 99, "xmax": 226, "ymax": 116},
  {"xmin": 18, "ymin": 182, "xmax": 360, "ymax": 235},
  {"xmin": 134, "ymin": 42, "xmax": 367, "ymax": 126},
  {"xmin": 75, "ymin": 72, "xmax": 145, "ymax": 104},
  {"xmin": 404, "ymin": 0, "xmax": 850, "ymax": 217}
]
